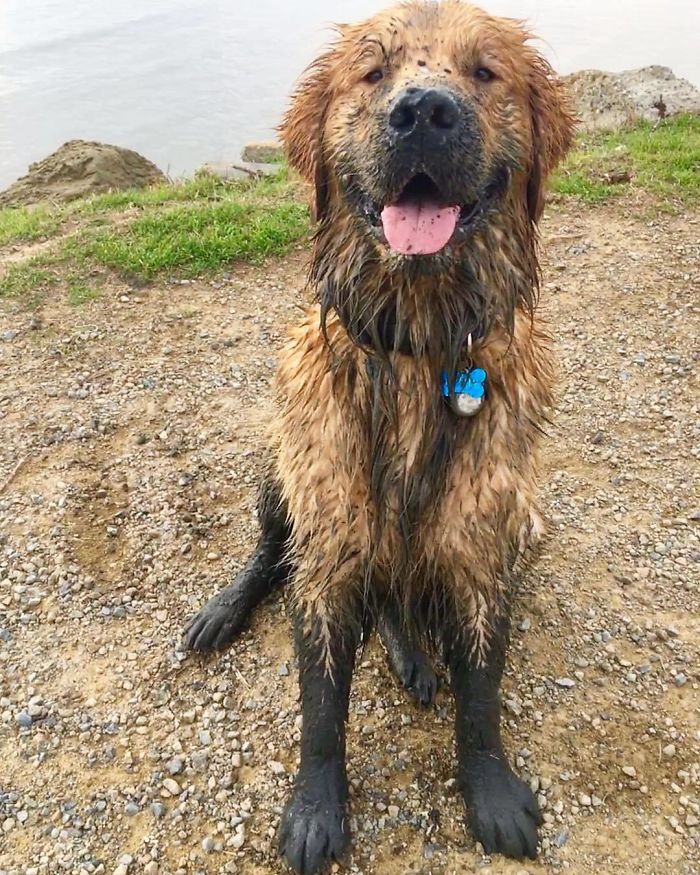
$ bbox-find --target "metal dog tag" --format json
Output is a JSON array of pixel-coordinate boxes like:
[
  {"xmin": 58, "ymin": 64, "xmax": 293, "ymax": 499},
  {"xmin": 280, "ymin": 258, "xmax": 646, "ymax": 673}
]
[{"xmin": 441, "ymin": 367, "xmax": 487, "ymax": 418}]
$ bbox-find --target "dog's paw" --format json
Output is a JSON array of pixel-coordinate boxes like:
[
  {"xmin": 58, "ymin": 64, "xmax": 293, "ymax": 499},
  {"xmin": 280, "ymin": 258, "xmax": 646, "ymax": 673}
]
[
  {"xmin": 392, "ymin": 649, "xmax": 439, "ymax": 707},
  {"xmin": 278, "ymin": 788, "xmax": 349, "ymax": 875},
  {"xmin": 183, "ymin": 592, "xmax": 249, "ymax": 652},
  {"xmin": 461, "ymin": 755, "xmax": 542, "ymax": 860}
]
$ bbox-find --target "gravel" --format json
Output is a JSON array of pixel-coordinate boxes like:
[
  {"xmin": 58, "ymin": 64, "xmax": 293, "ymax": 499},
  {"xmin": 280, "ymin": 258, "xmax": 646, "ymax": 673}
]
[{"xmin": 0, "ymin": 201, "xmax": 698, "ymax": 874}]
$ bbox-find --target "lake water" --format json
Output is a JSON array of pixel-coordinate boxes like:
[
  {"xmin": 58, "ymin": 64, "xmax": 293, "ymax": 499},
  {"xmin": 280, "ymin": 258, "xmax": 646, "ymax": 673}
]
[{"xmin": 1, "ymin": 0, "xmax": 699, "ymax": 190}]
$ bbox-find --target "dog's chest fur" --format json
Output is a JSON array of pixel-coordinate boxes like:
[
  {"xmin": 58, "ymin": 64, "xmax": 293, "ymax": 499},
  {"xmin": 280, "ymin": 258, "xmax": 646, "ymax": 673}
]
[{"xmin": 272, "ymin": 306, "xmax": 553, "ymax": 622}]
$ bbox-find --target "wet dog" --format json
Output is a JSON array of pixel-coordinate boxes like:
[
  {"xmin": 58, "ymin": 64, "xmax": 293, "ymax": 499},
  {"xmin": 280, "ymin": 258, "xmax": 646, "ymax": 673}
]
[{"xmin": 185, "ymin": 2, "xmax": 574, "ymax": 871}]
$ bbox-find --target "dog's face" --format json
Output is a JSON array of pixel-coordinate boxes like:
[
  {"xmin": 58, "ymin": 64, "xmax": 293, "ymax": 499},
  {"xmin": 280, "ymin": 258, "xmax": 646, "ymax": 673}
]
[{"xmin": 282, "ymin": 1, "xmax": 574, "ymax": 263}]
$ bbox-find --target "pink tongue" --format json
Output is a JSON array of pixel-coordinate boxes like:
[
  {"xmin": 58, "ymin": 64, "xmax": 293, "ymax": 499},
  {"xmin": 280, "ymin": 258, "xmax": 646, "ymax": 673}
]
[{"xmin": 381, "ymin": 200, "xmax": 460, "ymax": 255}]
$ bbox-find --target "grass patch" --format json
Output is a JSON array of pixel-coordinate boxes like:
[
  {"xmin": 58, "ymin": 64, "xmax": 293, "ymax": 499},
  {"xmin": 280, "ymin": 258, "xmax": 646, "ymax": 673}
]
[
  {"xmin": 0, "ymin": 205, "xmax": 63, "ymax": 246},
  {"xmin": 77, "ymin": 166, "xmax": 299, "ymax": 213},
  {"xmin": 552, "ymin": 114, "xmax": 700, "ymax": 205},
  {"xmin": 0, "ymin": 260, "xmax": 57, "ymax": 302},
  {"xmin": 82, "ymin": 199, "xmax": 308, "ymax": 278},
  {"xmin": 67, "ymin": 277, "xmax": 101, "ymax": 306},
  {"xmin": 0, "ymin": 167, "xmax": 310, "ymax": 303}
]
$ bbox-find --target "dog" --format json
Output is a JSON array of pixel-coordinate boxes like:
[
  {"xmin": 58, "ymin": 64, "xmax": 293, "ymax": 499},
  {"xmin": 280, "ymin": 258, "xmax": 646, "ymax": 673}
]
[{"xmin": 184, "ymin": 2, "xmax": 575, "ymax": 872}]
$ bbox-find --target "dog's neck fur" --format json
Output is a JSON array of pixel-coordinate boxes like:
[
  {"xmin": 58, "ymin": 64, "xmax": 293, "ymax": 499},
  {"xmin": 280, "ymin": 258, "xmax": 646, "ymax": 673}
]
[
  {"xmin": 303, "ymin": 190, "xmax": 541, "ymax": 547},
  {"xmin": 312, "ymin": 190, "xmax": 539, "ymax": 368}
]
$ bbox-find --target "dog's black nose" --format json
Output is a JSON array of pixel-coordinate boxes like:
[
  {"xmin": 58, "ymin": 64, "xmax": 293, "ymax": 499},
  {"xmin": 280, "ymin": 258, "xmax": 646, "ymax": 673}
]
[{"xmin": 388, "ymin": 87, "xmax": 460, "ymax": 138}]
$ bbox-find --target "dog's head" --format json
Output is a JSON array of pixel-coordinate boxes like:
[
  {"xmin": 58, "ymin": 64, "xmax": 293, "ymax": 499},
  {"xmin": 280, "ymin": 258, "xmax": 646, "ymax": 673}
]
[
  {"xmin": 281, "ymin": 1, "xmax": 574, "ymax": 357},
  {"xmin": 282, "ymin": 1, "xmax": 573, "ymax": 253}
]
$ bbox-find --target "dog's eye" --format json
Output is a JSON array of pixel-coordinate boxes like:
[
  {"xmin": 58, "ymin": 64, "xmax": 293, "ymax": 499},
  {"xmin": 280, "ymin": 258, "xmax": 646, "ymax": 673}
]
[
  {"xmin": 474, "ymin": 66, "xmax": 495, "ymax": 83},
  {"xmin": 364, "ymin": 69, "xmax": 384, "ymax": 84}
]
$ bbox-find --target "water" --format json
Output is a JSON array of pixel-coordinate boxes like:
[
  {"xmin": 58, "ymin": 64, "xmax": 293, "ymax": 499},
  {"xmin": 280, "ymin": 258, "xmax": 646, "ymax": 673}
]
[{"xmin": 1, "ymin": 0, "xmax": 698, "ymax": 190}]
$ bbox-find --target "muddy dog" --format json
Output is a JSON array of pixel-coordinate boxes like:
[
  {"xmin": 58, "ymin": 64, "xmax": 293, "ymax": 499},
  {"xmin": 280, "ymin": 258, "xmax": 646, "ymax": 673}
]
[{"xmin": 184, "ymin": 2, "xmax": 575, "ymax": 871}]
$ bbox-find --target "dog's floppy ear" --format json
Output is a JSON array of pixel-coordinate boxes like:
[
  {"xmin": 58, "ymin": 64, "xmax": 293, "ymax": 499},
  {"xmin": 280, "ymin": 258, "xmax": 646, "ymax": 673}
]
[
  {"xmin": 526, "ymin": 55, "xmax": 576, "ymax": 222},
  {"xmin": 279, "ymin": 45, "xmax": 338, "ymax": 219}
]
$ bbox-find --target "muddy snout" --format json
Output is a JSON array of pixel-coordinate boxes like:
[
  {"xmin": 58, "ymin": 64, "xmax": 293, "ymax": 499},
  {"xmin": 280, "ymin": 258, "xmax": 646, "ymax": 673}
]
[
  {"xmin": 383, "ymin": 85, "xmax": 481, "ymax": 192},
  {"xmin": 388, "ymin": 86, "xmax": 461, "ymax": 146}
]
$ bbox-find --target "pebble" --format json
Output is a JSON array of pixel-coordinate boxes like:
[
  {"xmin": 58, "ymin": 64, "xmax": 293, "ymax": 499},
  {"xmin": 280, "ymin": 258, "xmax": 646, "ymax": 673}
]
[
  {"xmin": 622, "ymin": 766, "xmax": 637, "ymax": 778},
  {"xmin": 124, "ymin": 802, "xmax": 139, "ymax": 816},
  {"xmin": 150, "ymin": 802, "xmax": 166, "ymax": 818},
  {"xmin": 162, "ymin": 778, "xmax": 181, "ymax": 796},
  {"xmin": 192, "ymin": 751, "xmax": 209, "ymax": 772},
  {"xmin": 167, "ymin": 756, "xmax": 184, "ymax": 775},
  {"xmin": 555, "ymin": 677, "xmax": 576, "ymax": 688},
  {"xmin": 269, "ymin": 760, "xmax": 286, "ymax": 775},
  {"xmin": 15, "ymin": 712, "xmax": 32, "ymax": 728}
]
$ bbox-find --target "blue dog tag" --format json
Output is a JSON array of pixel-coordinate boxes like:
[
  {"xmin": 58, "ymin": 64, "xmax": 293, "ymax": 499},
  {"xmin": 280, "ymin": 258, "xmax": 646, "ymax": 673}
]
[{"xmin": 441, "ymin": 367, "xmax": 487, "ymax": 417}]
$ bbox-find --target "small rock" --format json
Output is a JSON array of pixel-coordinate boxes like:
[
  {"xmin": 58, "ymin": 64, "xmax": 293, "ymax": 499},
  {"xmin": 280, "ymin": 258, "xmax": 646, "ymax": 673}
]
[
  {"xmin": 555, "ymin": 677, "xmax": 576, "ymax": 688},
  {"xmin": 124, "ymin": 802, "xmax": 139, "ymax": 816},
  {"xmin": 622, "ymin": 766, "xmax": 637, "ymax": 778},
  {"xmin": 269, "ymin": 761, "xmax": 286, "ymax": 776},
  {"xmin": 162, "ymin": 777, "xmax": 181, "ymax": 796},
  {"xmin": 191, "ymin": 751, "xmax": 209, "ymax": 772},
  {"xmin": 15, "ymin": 712, "xmax": 32, "ymax": 728},
  {"xmin": 150, "ymin": 802, "xmax": 166, "ymax": 818},
  {"xmin": 554, "ymin": 829, "xmax": 569, "ymax": 848},
  {"xmin": 166, "ymin": 757, "xmax": 184, "ymax": 775},
  {"xmin": 663, "ymin": 744, "xmax": 676, "ymax": 757}
]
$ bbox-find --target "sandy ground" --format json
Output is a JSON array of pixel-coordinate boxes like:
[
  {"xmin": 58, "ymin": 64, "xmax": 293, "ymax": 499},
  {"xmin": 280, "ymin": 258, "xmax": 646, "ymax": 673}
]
[{"xmin": 0, "ymin": 196, "xmax": 698, "ymax": 875}]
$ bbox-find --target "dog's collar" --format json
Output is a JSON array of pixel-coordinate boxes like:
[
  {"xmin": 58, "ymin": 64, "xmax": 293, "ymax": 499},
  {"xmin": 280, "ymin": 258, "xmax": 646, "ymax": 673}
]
[{"xmin": 343, "ymin": 304, "xmax": 487, "ymax": 359}]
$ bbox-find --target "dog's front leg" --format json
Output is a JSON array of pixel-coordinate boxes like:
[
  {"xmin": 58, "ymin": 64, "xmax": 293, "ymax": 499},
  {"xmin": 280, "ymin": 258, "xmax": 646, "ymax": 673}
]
[
  {"xmin": 447, "ymin": 609, "xmax": 542, "ymax": 860},
  {"xmin": 279, "ymin": 603, "xmax": 359, "ymax": 875},
  {"xmin": 184, "ymin": 476, "xmax": 291, "ymax": 651}
]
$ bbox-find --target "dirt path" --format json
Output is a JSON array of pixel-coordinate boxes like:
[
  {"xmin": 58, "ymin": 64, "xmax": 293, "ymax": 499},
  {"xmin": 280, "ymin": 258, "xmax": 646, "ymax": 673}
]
[{"xmin": 0, "ymin": 198, "xmax": 698, "ymax": 875}]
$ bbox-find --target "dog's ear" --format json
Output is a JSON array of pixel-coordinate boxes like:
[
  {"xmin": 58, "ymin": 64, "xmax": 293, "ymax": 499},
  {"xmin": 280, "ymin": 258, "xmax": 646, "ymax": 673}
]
[
  {"xmin": 526, "ymin": 55, "xmax": 576, "ymax": 222},
  {"xmin": 279, "ymin": 47, "xmax": 338, "ymax": 219}
]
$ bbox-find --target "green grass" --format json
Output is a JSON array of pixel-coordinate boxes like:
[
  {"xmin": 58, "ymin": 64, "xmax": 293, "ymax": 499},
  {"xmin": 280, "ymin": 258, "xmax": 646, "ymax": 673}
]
[
  {"xmin": 0, "ymin": 261, "xmax": 57, "ymax": 301},
  {"xmin": 81, "ymin": 199, "xmax": 308, "ymax": 278},
  {"xmin": 0, "ymin": 205, "xmax": 63, "ymax": 246},
  {"xmin": 67, "ymin": 277, "xmax": 101, "ymax": 306},
  {"xmin": 0, "ymin": 167, "xmax": 310, "ymax": 304},
  {"xmin": 77, "ymin": 166, "xmax": 299, "ymax": 213},
  {"xmin": 552, "ymin": 114, "xmax": 700, "ymax": 204}
]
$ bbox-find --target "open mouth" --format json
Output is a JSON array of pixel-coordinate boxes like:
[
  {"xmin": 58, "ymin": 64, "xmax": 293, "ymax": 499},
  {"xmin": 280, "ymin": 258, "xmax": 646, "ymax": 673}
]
[{"xmin": 365, "ymin": 171, "xmax": 506, "ymax": 256}]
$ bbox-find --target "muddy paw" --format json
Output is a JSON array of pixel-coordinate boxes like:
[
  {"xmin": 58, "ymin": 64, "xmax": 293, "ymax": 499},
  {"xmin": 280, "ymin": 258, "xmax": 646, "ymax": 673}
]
[
  {"xmin": 394, "ymin": 650, "xmax": 439, "ymax": 707},
  {"xmin": 461, "ymin": 755, "xmax": 542, "ymax": 859},
  {"xmin": 183, "ymin": 590, "xmax": 250, "ymax": 652},
  {"xmin": 278, "ymin": 788, "xmax": 349, "ymax": 875}
]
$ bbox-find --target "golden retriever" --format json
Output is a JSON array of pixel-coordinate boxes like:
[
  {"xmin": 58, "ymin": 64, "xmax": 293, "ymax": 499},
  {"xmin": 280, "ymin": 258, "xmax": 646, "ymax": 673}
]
[{"xmin": 185, "ymin": 2, "xmax": 575, "ymax": 871}]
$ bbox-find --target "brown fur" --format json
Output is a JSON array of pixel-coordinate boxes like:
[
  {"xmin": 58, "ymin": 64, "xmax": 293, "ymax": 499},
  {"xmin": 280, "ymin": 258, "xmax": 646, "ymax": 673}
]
[{"xmin": 272, "ymin": 0, "xmax": 575, "ymax": 661}]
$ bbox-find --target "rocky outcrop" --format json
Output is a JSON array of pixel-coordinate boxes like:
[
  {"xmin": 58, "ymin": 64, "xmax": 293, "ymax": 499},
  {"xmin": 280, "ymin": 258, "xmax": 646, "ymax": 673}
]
[
  {"xmin": 564, "ymin": 66, "xmax": 700, "ymax": 131},
  {"xmin": 0, "ymin": 140, "xmax": 166, "ymax": 207},
  {"xmin": 240, "ymin": 141, "xmax": 284, "ymax": 163}
]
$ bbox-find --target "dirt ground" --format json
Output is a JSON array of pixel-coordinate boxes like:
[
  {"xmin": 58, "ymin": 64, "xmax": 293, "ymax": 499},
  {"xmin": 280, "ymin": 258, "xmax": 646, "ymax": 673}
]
[{"xmin": 0, "ymin": 195, "xmax": 698, "ymax": 875}]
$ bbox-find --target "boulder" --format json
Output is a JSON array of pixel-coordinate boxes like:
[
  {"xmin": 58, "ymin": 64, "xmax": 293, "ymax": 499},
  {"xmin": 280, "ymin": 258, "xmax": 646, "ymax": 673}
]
[
  {"xmin": 240, "ymin": 141, "xmax": 284, "ymax": 163},
  {"xmin": 0, "ymin": 140, "xmax": 166, "ymax": 207},
  {"xmin": 564, "ymin": 66, "xmax": 700, "ymax": 131}
]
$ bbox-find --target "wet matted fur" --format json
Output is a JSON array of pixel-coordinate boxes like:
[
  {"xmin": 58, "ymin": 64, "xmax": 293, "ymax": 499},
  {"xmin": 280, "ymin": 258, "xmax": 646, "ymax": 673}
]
[{"xmin": 185, "ymin": 2, "xmax": 575, "ymax": 872}]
